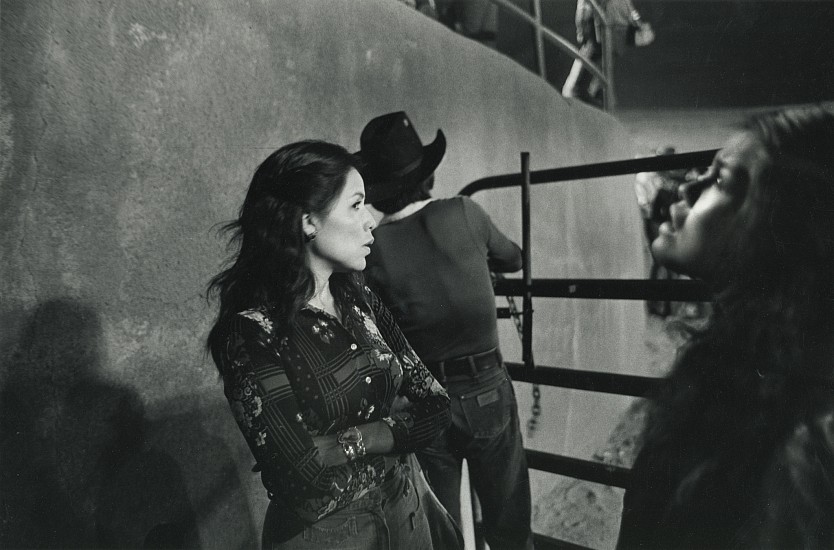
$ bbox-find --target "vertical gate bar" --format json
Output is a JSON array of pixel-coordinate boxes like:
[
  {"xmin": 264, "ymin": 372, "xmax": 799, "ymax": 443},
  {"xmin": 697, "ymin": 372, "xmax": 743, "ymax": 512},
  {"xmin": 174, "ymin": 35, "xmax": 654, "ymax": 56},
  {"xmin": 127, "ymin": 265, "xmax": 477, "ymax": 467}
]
[
  {"xmin": 521, "ymin": 152, "xmax": 533, "ymax": 371},
  {"xmin": 532, "ymin": 0, "xmax": 547, "ymax": 80},
  {"xmin": 602, "ymin": 23, "xmax": 616, "ymax": 110}
]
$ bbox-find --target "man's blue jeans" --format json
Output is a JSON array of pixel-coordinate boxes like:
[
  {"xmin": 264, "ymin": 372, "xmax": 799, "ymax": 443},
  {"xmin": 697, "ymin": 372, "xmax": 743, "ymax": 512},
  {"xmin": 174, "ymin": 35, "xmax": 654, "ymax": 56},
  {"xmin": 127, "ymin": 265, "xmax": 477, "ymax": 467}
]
[{"xmin": 417, "ymin": 359, "xmax": 533, "ymax": 550}]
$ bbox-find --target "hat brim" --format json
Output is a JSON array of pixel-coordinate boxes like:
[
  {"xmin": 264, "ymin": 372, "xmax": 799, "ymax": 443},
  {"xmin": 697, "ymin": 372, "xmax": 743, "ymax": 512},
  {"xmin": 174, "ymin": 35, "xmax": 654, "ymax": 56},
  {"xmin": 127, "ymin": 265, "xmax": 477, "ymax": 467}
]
[{"xmin": 357, "ymin": 129, "xmax": 446, "ymax": 204}]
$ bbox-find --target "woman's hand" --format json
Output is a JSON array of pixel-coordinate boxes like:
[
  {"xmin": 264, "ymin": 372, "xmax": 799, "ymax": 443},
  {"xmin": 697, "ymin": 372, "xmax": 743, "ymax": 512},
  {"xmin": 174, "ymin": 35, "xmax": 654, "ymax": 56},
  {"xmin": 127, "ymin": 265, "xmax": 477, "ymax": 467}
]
[
  {"xmin": 390, "ymin": 395, "xmax": 412, "ymax": 415},
  {"xmin": 312, "ymin": 433, "xmax": 350, "ymax": 466},
  {"xmin": 312, "ymin": 420, "xmax": 396, "ymax": 467}
]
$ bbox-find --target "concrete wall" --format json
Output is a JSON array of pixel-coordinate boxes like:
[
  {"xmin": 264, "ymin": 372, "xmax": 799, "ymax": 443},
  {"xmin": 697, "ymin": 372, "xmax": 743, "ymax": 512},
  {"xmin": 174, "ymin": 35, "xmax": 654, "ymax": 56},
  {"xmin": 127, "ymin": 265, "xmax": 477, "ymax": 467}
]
[{"xmin": 0, "ymin": 1, "xmax": 646, "ymax": 547}]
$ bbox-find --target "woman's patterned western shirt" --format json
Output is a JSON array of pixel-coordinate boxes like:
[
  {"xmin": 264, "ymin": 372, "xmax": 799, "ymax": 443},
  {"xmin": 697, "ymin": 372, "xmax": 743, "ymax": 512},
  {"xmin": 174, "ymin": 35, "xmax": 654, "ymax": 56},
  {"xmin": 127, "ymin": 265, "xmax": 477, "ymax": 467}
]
[{"xmin": 213, "ymin": 286, "xmax": 450, "ymax": 524}]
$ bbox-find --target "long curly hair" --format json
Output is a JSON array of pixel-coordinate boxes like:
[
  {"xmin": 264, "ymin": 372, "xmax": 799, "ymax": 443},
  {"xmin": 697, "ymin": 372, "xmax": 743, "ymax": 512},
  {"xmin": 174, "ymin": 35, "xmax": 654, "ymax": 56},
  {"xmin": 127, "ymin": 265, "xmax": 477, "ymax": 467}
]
[
  {"xmin": 206, "ymin": 140, "xmax": 368, "ymax": 373},
  {"xmin": 642, "ymin": 106, "xmax": 834, "ymax": 508}
]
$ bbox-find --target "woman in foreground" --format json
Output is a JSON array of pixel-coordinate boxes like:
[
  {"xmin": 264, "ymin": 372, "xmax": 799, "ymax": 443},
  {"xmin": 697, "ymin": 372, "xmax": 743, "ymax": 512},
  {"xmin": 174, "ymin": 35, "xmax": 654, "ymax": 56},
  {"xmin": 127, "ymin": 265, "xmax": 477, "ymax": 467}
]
[
  {"xmin": 618, "ymin": 106, "xmax": 834, "ymax": 549},
  {"xmin": 206, "ymin": 141, "xmax": 450, "ymax": 549}
]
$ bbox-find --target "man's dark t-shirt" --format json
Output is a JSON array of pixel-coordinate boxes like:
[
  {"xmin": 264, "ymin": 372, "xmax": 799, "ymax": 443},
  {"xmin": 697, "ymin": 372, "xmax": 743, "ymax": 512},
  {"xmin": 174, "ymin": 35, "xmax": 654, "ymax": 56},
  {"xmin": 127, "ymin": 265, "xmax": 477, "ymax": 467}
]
[{"xmin": 365, "ymin": 196, "xmax": 521, "ymax": 364}]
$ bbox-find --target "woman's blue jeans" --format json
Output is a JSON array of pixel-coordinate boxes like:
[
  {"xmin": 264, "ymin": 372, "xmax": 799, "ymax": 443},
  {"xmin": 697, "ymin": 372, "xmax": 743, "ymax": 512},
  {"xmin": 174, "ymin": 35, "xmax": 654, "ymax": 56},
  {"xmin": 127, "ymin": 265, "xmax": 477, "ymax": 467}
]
[{"xmin": 264, "ymin": 460, "xmax": 432, "ymax": 550}]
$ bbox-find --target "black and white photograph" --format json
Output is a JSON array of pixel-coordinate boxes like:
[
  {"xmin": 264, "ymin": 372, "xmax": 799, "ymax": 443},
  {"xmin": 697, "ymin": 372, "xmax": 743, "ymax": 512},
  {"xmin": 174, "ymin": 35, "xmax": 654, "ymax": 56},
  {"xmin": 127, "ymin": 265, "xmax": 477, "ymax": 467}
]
[{"xmin": 2, "ymin": 1, "xmax": 833, "ymax": 548}]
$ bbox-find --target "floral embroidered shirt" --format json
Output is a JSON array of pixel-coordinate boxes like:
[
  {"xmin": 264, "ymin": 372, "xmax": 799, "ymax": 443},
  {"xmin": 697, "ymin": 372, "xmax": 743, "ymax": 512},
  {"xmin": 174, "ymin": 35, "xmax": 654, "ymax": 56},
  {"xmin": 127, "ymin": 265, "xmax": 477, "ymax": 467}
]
[{"xmin": 212, "ymin": 286, "xmax": 450, "ymax": 527}]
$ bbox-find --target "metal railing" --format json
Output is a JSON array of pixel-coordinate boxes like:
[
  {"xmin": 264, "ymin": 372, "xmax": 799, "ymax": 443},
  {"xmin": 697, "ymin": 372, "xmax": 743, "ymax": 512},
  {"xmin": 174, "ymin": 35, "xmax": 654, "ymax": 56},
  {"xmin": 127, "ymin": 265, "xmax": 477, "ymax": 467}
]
[
  {"xmin": 487, "ymin": 0, "xmax": 614, "ymax": 109},
  {"xmin": 460, "ymin": 148, "xmax": 717, "ymax": 550}
]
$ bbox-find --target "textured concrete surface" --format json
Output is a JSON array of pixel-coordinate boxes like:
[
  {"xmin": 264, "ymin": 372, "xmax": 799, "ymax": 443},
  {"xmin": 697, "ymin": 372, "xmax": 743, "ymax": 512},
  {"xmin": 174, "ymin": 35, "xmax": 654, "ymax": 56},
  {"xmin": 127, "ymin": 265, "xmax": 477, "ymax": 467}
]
[{"xmin": 0, "ymin": 1, "xmax": 645, "ymax": 547}]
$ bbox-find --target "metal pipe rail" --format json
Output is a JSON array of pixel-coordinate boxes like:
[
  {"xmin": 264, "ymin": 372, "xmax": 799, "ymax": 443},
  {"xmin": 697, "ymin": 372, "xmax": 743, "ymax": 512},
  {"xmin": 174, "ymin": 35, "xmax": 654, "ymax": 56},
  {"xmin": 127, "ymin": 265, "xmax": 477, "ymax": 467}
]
[
  {"xmin": 505, "ymin": 362, "xmax": 661, "ymax": 398},
  {"xmin": 508, "ymin": 361, "xmax": 659, "ymax": 495},
  {"xmin": 534, "ymin": 533, "xmax": 598, "ymax": 550},
  {"xmin": 489, "ymin": 0, "xmax": 608, "ymax": 85},
  {"xmin": 526, "ymin": 450, "xmax": 631, "ymax": 489},
  {"xmin": 486, "ymin": 0, "xmax": 615, "ymax": 109},
  {"xmin": 494, "ymin": 277, "xmax": 711, "ymax": 302},
  {"xmin": 521, "ymin": 153, "xmax": 534, "ymax": 367},
  {"xmin": 459, "ymin": 149, "xmax": 717, "ymax": 550},
  {"xmin": 459, "ymin": 149, "xmax": 719, "ymax": 197}
]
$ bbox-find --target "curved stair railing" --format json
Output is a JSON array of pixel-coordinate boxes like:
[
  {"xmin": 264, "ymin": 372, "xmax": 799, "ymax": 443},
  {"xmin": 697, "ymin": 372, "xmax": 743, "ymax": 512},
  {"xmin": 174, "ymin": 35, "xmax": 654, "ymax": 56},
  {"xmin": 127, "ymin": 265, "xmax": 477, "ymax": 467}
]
[{"xmin": 486, "ymin": 0, "xmax": 615, "ymax": 109}]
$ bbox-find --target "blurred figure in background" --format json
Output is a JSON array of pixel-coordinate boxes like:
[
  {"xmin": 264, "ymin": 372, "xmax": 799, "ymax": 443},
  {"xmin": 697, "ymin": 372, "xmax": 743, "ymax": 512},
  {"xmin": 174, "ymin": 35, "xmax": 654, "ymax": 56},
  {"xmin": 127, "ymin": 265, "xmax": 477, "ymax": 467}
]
[
  {"xmin": 436, "ymin": 0, "xmax": 497, "ymax": 42},
  {"xmin": 396, "ymin": 0, "xmax": 439, "ymax": 20},
  {"xmin": 562, "ymin": 0, "xmax": 654, "ymax": 106},
  {"xmin": 618, "ymin": 106, "xmax": 834, "ymax": 549}
]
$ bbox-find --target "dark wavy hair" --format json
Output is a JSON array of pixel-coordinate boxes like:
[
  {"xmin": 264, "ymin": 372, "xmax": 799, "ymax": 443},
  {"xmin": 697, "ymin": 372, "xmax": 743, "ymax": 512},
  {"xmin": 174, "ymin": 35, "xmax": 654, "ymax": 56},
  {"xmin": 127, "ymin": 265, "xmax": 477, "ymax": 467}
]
[
  {"xmin": 642, "ymin": 106, "xmax": 834, "ymax": 512},
  {"xmin": 206, "ymin": 140, "xmax": 368, "ymax": 372}
]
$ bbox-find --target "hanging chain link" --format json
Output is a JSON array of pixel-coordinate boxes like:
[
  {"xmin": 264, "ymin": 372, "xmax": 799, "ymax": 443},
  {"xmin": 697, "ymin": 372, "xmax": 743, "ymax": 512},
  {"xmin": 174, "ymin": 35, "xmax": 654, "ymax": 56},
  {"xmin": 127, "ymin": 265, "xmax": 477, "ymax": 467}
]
[{"xmin": 493, "ymin": 273, "xmax": 541, "ymax": 438}]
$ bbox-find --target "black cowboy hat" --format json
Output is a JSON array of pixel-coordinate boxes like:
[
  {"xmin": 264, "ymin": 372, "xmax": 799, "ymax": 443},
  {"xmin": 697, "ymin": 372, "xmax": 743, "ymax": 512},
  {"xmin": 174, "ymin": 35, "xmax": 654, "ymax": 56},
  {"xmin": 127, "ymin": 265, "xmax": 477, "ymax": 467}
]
[{"xmin": 355, "ymin": 111, "xmax": 446, "ymax": 203}]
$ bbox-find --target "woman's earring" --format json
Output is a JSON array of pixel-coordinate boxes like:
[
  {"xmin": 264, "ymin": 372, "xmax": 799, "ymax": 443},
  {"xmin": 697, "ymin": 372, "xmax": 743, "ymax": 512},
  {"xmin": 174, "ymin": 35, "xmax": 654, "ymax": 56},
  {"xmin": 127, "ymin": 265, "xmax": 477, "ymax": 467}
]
[{"xmin": 305, "ymin": 231, "xmax": 317, "ymax": 242}]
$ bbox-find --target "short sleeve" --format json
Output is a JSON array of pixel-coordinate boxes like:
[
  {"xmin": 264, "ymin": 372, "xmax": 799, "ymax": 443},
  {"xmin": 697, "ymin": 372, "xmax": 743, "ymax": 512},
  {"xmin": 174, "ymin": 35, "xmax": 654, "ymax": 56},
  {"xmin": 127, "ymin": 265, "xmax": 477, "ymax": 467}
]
[{"xmin": 459, "ymin": 196, "xmax": 522, "ymax": 273}]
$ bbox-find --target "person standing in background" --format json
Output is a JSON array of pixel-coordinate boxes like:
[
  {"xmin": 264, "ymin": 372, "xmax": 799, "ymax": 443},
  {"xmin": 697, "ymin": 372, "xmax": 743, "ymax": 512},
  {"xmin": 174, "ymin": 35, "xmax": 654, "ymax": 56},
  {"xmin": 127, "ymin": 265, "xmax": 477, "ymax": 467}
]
[
  {"xmin": 562, "ymin": 0, "xmax": 654, "ymax": 106},
  {"xmin": 618, "ymin": 106, "xmax": 834, "ymax": 548},
  {"xmin": 396, "ymin": 0, "xmax": 439, "ymax": 20},
  {"xmin": 435, "ymin": 0, "xmax": 497, "ymax": 41},
  {"xmin": 206, "ymin": 140, "xmax": 451, "ymax": 549},
  {"xmin": 358, "ymin": 111, "xmax": 534, "ymax": 550}
]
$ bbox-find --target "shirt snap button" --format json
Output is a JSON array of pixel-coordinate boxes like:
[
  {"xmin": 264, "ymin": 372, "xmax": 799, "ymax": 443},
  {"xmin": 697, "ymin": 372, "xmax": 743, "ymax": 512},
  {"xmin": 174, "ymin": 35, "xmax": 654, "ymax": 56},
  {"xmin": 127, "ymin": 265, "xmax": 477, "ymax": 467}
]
[
  {"xmin": 365, "ymin": 376, "xmax": 372, "ymax": 384},
  {"xmin": 350, "ymin": 343, "xmax": 358, "ymax": 351}
]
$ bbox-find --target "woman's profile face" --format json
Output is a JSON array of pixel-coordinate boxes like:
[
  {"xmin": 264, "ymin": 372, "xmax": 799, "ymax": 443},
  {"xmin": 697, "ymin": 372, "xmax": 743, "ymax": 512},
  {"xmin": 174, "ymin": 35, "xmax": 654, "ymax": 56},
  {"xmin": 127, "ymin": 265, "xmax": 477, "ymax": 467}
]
[
  {"xmin": 651, "ymin": 131, "xmax": 769, "ymax": 279},
  {"xmin": 306, "ymin": 168, "xmax": 376, "ymax": 275}
]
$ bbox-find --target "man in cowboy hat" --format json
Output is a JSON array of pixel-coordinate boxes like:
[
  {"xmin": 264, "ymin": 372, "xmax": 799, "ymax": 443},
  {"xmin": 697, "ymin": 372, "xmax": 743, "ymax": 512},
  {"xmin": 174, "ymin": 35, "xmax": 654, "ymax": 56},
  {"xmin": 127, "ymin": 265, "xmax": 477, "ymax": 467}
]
[{"xmin": 359, "ymin": 111, "xmax": 533, "ymax": 550}]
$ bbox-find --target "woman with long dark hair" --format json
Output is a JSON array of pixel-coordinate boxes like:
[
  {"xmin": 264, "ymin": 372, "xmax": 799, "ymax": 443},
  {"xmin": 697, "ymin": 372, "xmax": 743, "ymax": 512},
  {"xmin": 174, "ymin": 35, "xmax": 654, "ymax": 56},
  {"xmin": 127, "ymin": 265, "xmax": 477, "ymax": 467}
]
[
  {"xmin": 207, "ymin": 140, "xmax": 450, "ymax": 549},
  {"xmin": 618, "ymin": 106, "xmax": 834, "ymax": 549}
]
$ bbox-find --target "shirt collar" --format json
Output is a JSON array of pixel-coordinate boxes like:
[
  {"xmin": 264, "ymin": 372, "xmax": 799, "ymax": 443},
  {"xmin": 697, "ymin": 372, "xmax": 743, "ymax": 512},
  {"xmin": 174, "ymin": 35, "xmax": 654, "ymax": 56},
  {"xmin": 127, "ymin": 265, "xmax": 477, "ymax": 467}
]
[{"xmin": 378, "ymin": 199, "xmax": 435, "ymax": 226}]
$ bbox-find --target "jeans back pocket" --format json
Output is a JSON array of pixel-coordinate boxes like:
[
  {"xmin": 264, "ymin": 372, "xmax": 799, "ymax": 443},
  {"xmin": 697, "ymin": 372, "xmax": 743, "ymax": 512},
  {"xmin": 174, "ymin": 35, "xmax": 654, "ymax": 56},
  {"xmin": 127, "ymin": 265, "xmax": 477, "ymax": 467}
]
[{"xmin": 459, "ymin": 370, "xmax": 514, "ymax": 439}]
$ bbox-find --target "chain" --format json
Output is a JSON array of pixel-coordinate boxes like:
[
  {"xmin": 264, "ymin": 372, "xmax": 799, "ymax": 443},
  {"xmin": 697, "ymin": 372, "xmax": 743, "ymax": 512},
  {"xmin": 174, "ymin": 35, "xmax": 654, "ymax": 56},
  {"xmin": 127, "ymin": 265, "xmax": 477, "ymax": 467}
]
[{"xmin": 492, "ymin": 273, "xmax": 541, "ymax": 438}]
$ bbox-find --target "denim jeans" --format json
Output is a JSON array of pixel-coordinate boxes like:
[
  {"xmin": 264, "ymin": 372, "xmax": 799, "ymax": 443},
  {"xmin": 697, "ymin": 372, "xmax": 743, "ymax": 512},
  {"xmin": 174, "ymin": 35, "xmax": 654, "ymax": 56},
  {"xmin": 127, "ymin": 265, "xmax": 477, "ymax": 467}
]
[
  {"xmin": 417, "ymin": 360, "xmax": 533, "ymax": 550},
  {"xmin": 264, "ymin": 460, "xmax": 433, "ymax": 550},
  {"xmin": 404, "ymin": 453, "xmax": 464, "ymax": 550}
]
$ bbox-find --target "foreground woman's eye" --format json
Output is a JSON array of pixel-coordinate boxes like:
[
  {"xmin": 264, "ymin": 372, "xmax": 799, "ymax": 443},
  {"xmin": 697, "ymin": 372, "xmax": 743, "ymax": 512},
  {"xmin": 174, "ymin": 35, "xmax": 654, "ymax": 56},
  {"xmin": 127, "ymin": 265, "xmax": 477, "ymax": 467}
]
[{"xmin": 681, "ymin": 176, "xmax": 721, "ymax": 207}]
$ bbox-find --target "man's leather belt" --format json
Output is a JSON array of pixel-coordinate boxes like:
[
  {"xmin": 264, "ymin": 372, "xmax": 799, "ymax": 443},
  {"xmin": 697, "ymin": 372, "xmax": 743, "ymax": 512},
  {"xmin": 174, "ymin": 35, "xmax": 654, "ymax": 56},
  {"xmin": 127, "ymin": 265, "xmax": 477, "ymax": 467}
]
[{"xmin": 426, "ymin": 348, "xmax": 502, "ymax": 381}]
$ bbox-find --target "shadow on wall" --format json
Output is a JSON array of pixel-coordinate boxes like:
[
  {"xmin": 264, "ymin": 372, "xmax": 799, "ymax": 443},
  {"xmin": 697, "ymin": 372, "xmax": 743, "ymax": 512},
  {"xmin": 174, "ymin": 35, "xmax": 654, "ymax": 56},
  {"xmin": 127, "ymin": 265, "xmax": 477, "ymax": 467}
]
[{"xmin": 0, "ymin": 299, "xmax": 257, "ymax": 548}]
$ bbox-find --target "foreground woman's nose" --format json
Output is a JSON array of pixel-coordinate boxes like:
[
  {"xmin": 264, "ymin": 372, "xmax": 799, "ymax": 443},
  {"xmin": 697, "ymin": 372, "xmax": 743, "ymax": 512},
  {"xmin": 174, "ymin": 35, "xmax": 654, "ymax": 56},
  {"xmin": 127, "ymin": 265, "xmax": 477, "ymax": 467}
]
[
  {"xmin": 669, "ymin": 200, "xmax": 689, "ymax": 229},
  {"xmin": 679, "ymin": 181, "xmax": 696, "ymax": 206},
  {"xmin": 364, "ymin": 208, "xmax": 376, "ymax": 231}
]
